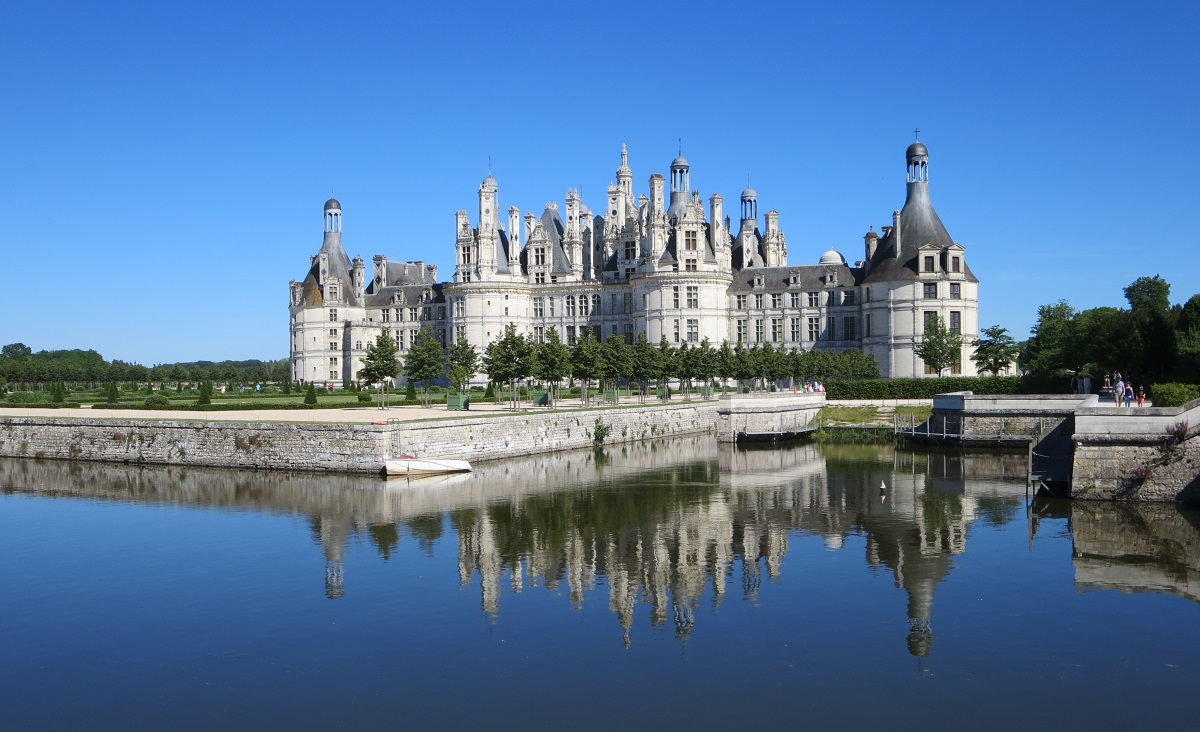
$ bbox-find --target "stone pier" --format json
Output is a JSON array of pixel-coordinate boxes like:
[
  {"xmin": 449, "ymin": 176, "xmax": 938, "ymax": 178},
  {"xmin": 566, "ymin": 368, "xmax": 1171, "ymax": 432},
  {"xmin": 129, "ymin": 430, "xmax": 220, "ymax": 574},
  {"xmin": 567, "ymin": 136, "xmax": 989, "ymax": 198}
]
[{"xmin": 715, "ymin": 392, "xmax": 824, "ymax": 443}]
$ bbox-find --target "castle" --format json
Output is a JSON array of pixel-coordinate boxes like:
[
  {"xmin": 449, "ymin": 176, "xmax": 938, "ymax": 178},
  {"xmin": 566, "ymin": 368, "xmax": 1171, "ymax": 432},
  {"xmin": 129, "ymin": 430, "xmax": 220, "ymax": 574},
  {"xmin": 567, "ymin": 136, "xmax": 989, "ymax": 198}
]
[{"xmin": 289, "ymin": 140, "xmax": 979, "ymax": 385}]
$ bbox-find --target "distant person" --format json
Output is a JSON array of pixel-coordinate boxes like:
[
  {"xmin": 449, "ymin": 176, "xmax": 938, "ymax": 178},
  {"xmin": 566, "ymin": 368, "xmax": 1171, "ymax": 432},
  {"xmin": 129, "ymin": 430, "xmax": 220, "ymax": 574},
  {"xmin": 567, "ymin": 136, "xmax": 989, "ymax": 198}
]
[
  {"xmin": 1136, "ymin": 385, "xmax": 1146, "ymax": 407},
  {"xmin": 1103, "ymin": 373, "xmax": 1112, "ymax": 392},
  {"xmin": 1123, "ymin": 383, "xmax": 1134, "ymax": 408},
  {"xmin": 1114, "ymin": 378, "xmax": 1125, "ymax": 407},
  {"xmin": 1080, "ymin": 375, "xmax": 1092, "ymax": 394}
]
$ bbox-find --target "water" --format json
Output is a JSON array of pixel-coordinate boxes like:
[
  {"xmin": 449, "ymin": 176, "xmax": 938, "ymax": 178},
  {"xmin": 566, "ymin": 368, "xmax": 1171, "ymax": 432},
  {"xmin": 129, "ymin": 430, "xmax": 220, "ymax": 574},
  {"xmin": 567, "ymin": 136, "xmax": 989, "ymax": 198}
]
[{"xmin": 2, "ymin": 439, "xmax": 1197, "ymax": 731}]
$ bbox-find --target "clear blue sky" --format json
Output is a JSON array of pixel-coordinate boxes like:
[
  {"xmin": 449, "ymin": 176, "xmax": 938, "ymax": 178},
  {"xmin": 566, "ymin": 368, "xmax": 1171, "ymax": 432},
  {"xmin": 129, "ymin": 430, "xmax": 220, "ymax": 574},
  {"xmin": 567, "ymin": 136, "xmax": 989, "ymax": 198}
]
[{"xmin": 3, "ymin": 1, "xmax": 1197, "ymax": 365}]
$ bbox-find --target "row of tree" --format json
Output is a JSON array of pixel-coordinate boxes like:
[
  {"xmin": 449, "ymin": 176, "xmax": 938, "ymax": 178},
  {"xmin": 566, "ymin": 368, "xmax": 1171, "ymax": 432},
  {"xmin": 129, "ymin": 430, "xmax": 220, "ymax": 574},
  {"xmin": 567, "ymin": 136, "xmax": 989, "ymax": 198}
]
[
  {"xmin": 1022, "ymin": 275, "xmax": 1200, "ymax": 381},
  {"xmin": 358, "ymin": 324, "xmax": 882, "ymax": 406},
  {"xmin": 0, "ymin": 343, "xmax": 289, "ymax": 390}
]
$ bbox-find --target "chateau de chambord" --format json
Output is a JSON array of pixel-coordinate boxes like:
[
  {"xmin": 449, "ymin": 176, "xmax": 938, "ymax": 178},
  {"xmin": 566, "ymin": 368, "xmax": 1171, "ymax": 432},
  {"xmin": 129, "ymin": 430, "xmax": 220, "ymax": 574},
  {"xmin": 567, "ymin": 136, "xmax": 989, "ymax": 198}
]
[{"xmin": 289, "ymin": 140, "xmax": 979, "ymax": 385}]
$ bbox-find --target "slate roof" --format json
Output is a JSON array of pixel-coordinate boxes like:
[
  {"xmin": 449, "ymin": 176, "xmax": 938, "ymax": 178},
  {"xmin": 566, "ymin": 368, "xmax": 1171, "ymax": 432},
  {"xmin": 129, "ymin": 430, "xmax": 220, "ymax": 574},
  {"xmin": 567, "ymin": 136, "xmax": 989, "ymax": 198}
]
[{"xmin": 861, "ymin": 178, "xmax": 978, "ymax": 284}]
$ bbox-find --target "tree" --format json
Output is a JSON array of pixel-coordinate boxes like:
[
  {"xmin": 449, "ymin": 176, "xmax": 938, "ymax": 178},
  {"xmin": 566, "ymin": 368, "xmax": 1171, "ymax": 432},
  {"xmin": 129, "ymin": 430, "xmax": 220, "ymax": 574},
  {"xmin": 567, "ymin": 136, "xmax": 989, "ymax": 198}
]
[
  {"xmin": 304, "ymin": 382, "xmax": 317, "ymax": 405},
  {"xmin": 629, "ymin": 332, "xmax": 658, "ymax": 402},
  {"xmin": 570, "ymin": 329, "xmax": 604, "ymax": 407},
  {"xmin": 915, "ymin": 315, "xmax": 963, "ymax": 377},
  {"xmin": 1021, "ymin": 300, "xmax": 1078, "ymax": 375},
  {"xmin": 359, "ymin": 331, "xmax": 401, "ymax": 408},
  {"xmin": 405, "ymin": 326, "xmax": 445, "ymax": 406},
  {"xmin": 446, "ymin": 334, "xmax": 479, "ymax": 394},
  {"xmin": 599, "ymin": 336, "xmax": 631, "ymax": 401},
  {"xmin": 1124, "ymin": 275, "xmax": 1171, "ymax": 313},
  {"xmin": 482, "ymin": 324, "xmax": 532, "ymax": 408},
  {"xmin": 533, "ymin": 327, "xmax": 571, "ymax": 405},
  {"xmin": 971, "ymin": 325, "xmax": 1021, "ymax": 376},
  {"xmin": 1, "ymin": 343, "xmax": 32, "ymax": 361},
  {"xmin": 692, "ymin": 338, "xmax": 718, "ymax": 396}
]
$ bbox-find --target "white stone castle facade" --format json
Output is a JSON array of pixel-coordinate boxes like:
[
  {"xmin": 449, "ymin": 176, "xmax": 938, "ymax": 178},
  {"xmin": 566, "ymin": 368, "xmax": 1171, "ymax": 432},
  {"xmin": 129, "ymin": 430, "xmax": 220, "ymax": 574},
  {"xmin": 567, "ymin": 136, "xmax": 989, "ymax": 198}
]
[{"xmin": 289, "ymin": 141, "xmax": 979, "ymax": 385}]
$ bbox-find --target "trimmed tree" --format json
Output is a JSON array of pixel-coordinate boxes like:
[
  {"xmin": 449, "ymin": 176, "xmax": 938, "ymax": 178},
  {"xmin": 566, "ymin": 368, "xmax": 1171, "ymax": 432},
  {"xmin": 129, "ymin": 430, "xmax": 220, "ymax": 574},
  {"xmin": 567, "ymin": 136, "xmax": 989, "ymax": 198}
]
[
  {"xmin": 533, "ymin": 327, "xmax": 571, "ymax": 406},
  {"xmin": 971, "ymin": 325, "xmax": 1020, "ymax": 376},
  {"xmin": 405, "ymin": 326, "xmax": 445, "ymax": 406},
  {"xmin": 916, "ymin": 315, "xmax": 964, "ymax": 378},
  {"xmin": 447, "ymin": 334, "xmax": 479, "ymax": 394},
  {"xmin": 359, "ymin": 331, "xmax": 401, "ymax": 408},
  {"xmin": 570, "ymin": 328, "xmax": 604, "ymax": 407}
]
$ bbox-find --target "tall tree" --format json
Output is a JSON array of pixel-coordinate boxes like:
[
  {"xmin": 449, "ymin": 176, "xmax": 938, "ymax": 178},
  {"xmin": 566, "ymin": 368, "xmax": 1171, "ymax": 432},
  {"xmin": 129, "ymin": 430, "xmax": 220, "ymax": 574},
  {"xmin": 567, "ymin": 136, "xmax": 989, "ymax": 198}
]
[
  {"xmin": 404, "ymin": 326, "xmax": 445, "ymax": 406},
  {"xmin": 570, "ymin": 329, "xmax": 603, "ymax": 407},
  {"xmin": 915, "ymin": 315, "xmax": 964, "ymax": 378},
  {"xmin": 1021, "ymin": 300, "xmax": 1078, "ymax": 375},
  {"xmin": 629, "ymin": 332, "xmax": 658, "ymax": 403},
  {"xmin": 1124, "ymin": 275, "xmax": 1171, "ymax": 313},
  {"xmin": 970, "ymin": 325, "xmax": 1021, "ymax": 376},
  {"xmin": 446, "ymin": 334, "xmax": 479, "ymax": 394},
  {"xmin": 359, "ymin": 331, "xmax": 401, "ymax": 407},
  {"xmin": 533, "ymin": 327, "xmax": 571, "ymax": 405},
  {"xmin": 600, "ymin": 335, "xmax": 631, "ymax": 401}
]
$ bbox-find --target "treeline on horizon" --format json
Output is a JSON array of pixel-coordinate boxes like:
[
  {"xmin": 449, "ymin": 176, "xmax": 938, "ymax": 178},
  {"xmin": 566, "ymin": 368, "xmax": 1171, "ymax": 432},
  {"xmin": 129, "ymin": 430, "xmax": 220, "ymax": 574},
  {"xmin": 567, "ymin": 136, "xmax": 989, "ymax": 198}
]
[
  {"xmin": 1022, "ymin": 275, "xmax": 1200, "ymax": 385},
  {"xmin": 0, "ymin": 343, "xmax": 288, "ymax": 388}
]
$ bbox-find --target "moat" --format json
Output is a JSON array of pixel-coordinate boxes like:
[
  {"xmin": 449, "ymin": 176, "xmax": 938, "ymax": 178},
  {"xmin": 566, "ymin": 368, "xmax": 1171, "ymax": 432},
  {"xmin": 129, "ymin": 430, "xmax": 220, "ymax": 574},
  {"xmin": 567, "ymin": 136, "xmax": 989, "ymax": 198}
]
[{"xmin": 2, "ymin": 438, "xmax": 1197, "ymax": 730}]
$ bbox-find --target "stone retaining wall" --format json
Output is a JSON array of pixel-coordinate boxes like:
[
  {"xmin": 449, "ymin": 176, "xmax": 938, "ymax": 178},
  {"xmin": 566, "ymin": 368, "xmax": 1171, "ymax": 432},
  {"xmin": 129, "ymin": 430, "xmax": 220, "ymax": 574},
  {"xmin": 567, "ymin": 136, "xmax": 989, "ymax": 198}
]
[
  {"xmin": 0, "ymin": 402, "xmax": 718, "ymax": 474},
  {"xmin": 392, "ymin": 402, "xmax": 716, "ymax": 461}
]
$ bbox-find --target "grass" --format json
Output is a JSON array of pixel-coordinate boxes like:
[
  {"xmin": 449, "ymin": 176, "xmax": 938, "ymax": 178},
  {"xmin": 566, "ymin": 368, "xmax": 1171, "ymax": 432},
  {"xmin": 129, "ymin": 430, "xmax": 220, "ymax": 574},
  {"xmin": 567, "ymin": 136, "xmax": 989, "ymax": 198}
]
[
  {"xmin": 894, "ymin": 405, "xmax": 933, "ymax": 423},
  {"xmin": 820, "ymin": 406, "xmax": 879, "ymax": 425}
]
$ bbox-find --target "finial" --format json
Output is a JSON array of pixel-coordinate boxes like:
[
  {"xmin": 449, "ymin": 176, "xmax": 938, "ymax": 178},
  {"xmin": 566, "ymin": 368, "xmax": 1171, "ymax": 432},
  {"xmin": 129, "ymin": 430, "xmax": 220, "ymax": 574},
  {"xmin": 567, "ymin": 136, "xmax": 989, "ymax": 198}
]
[
  {"xmin": 913, "ymin": 127, "xmax": 920, "ymax": 140},
  {"xmin": 488, "ymin": 155, "xmax": 492, "ymax": 174},
  {"xmin": 678, "ymin": 137, "xmax": 682, "ymax": 156}
]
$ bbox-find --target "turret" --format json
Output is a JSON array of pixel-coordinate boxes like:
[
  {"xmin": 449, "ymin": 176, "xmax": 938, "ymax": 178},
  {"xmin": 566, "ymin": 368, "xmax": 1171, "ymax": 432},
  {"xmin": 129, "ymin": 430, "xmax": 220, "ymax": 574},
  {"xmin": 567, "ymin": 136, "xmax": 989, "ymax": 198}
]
[
  {"xmin": 865, "ymin": 227, "xmax": 878, "ymax": 262},
  {"xmin": 351, "ymin": 256, "xmax": 365, "ymax": 301},
  {"xmin": 323, "ymin": 197, "xmax": 342, "ymax": 251}
]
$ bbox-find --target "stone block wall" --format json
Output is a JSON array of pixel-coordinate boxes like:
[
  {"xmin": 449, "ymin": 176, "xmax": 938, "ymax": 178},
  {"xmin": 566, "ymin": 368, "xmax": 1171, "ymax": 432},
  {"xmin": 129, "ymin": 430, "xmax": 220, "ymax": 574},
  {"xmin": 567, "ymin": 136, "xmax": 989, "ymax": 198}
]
[
  {"xmin": 392, "ymin": 402, "xmax": 717, "ymax": 461},
  {"xmin": 0, "ymin": 417, "xmax": 390, "ymax": 472},
  {"xmin": 1073, "ymin": 437, "xmax": 1200, "ymax": 502}
]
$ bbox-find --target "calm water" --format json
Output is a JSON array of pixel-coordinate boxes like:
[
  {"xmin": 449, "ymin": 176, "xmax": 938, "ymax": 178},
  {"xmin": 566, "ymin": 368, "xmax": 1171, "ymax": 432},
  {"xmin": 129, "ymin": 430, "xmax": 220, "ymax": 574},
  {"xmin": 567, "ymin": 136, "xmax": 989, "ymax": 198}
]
[{"xmin": 2, "ymin": 440, "xmax": 1198, "ymax": 731}]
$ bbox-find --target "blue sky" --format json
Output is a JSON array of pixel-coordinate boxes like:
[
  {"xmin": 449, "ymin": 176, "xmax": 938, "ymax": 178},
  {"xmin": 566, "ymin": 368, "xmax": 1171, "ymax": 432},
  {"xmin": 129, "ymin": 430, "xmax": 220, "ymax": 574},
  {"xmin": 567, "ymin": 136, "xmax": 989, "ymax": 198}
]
[{"xmin": 2, "ymin": 1, "xmax": 1197, "ymax": 365}]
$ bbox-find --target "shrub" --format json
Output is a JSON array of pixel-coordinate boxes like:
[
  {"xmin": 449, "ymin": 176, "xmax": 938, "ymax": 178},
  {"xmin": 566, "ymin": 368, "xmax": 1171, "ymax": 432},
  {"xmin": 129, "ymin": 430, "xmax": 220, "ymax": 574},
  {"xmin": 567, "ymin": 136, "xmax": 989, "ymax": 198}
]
[
  {"xmin": 406, "ymin": 381, "xmax": 417, "ymax": 401},
  {"xmin": 144, "ymin": 394, "xmax": 171, "ymax": 409},
  {"xmin": 304, "ymin": 383, "xmax": 318, "ymax": 405},
  {"xmin": 1149, "ymin": 383, "xmax": 1200, "ymax": 409},
  {"xmin": 105, "ymin": 381, "xmax": 119, "ymax": 403},
  {"xmin": 357, "ymin": 392, "xmax": 371, "ymax": 403},
  {"xmin": 824, "ymin": 376, "xmax": 1023, "ymax": 400}
]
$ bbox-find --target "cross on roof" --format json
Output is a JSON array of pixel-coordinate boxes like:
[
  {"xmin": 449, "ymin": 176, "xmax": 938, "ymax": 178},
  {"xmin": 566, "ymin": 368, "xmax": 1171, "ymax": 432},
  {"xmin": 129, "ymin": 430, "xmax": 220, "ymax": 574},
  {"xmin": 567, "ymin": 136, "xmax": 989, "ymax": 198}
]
[{"xmin": 913, "ymin": 127, "xmax": 921, "ymax": 140}]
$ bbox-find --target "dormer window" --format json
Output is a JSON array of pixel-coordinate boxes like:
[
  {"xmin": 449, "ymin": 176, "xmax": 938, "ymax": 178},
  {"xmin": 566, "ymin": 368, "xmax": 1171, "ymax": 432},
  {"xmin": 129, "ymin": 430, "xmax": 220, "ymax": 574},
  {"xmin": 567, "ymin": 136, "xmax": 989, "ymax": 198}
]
[
  {"xmin": 753, "ymin": 275, "xmax": 764, "ymax": 289},
  {"xmin": 534, "ymin": 248, "xmax": 546, "ymax": 266},
  {"xmin": 923, "ymin": 255, "xmax": 936, "ymax": 273},
  {"xmin": 951, "ymin": 256, "xmax": 961, "ymax": 273}
]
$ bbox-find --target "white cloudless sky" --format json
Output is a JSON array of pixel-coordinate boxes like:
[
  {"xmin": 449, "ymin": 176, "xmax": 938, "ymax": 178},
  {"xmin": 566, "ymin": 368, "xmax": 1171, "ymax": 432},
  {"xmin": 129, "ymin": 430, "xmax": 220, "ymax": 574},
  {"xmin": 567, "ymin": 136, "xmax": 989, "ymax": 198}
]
[{"xmin": 2, "ymin": 0, "xmax": 1197, "ymax": 364}]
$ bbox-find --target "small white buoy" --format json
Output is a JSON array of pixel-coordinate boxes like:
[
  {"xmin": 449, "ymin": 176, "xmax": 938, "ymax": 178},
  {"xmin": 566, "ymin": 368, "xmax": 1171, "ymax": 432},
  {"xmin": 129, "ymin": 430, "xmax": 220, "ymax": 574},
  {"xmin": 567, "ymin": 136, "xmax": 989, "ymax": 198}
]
[{"xmin": 880, "ymin": 480, "xmax": 887, "ymax": 494}]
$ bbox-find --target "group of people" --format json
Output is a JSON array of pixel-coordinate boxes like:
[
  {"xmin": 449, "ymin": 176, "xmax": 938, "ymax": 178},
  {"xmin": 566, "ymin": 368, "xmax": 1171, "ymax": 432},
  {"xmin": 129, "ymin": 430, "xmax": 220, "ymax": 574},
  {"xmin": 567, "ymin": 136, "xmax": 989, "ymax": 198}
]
[{"xmin": 1101, "ymin": 371, "xmax": 1146, "ymax": 408}]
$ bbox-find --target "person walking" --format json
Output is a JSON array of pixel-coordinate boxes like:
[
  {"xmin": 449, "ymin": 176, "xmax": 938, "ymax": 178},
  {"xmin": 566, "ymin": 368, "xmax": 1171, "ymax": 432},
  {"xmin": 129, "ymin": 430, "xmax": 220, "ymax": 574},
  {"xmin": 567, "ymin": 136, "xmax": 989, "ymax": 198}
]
[
  {"xmin": 1123, "ymin": 383, "xmax": 1134, "ymax": 408},
  {"xmin": 1114, "ymin": 377, "xmax": 1125, "ymax": 407},
  {"xmin": 1136, "ymin": 385, "xmax": 1146, "ymax": 407}
]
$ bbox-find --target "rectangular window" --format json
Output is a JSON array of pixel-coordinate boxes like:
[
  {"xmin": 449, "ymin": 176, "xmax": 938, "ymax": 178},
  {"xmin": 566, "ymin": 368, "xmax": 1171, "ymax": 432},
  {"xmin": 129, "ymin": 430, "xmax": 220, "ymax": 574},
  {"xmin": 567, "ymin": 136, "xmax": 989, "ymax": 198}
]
[
  {"xmin": 843, "ymin": 316, "xmax": 857, "ymax": 341},
  {"xmin": 687, "ymin": 319, "xmax": 699, "ymax": 342},
  {"xmin": 329, "ymin": 308, "xmax": 338, "ymax": 322},
  {"xmin": 534, "ymin": 326, "xmax": 545, "ymax": 343},
  {"xmin": 736, "ymin": 294, "xmax": 747, "ymax": 309},
  {"xmin": 548, "ymin": 297, "xmax": 555, "ymax": 317},
  {"xmin": 330, "ymin": 371, "xmax": 337, "ymax": 380},
  {"xmin": 625, "ymin": 267, "xmax": 635, "ymax": 279},
  {"xmin": 843, "ymin": 291, "xmax": 855, "ymax": 306},
  {"xmin": 736, "ymin": 319, "xmax": 747, "ymax": 344},
  {"xmin": 395, "ymin": 308, "xmax": 403, "ymax": 322},
  {"xmin": 950, "ymin": 311, "xmax": 961, "ymax": 333},
  {"xmin": 790, "ymin": 317, "xmax": 801, "ymax": 341},
  {"xmin": 771, "ymin": 293, "xmax": 782, "ymax": 308},
  {"xmin": 684, "ymin": 230, "xmax": 697, "ymax": 251},
  {"xmin": 623, "ymin": 323, "xmax": 634, "ymax": 344},
  {"xmin": 923, "ymin": 283, "xmax": 937, "ymax": 299},
  {"xmin": 828, "ymin": 318, "xmax": 837, "ymax": 341},
  {"xmin": 865, "ymin": 314, "xmax": 872, "ymax": 338},
  {"xmin": 382, "ymin": 310, "xmax": 390, "ymax": 322},
  {"xmin": 771, "ymin": 318, "xmax": 782, "ymax": 342},
  {"xmin": 422, "ymin": 307, "xmax": 431, "ymax": 321},
  {"xmin": 685, "ymin": 260, "xmax": 697, "ymax": 271},
  {"xmin": 686, "ymin": 286, "xmax": 699, "ymax": 308},
  {"xmin": 951, "ymin": 354, "xmax": 962, "ymax": 374},
  {"xmin": 950, "ymin": 283, "xmax": 961, "ymax": 299},
  {"xmin": 673, "ymin": 319, "xmax": 680, "ymax": 343},
  {"xmin": 567, "ymin": 326, "xmax": 576, "ymax": 345},
  {"xmin": 454, "ymin": 299, "xmax": 465, "ymax": 317},
  {"xmin": 579, "ymin": 296, "xmax": 590, "ymax": 316},
  {"xmin": 755, "ymin": 319, "xmax": 764, "ymax": 343},
  {"xmin": 455, "ymin": 325, "xmax": 465, "ymax": 341},
  {"xmin": 329, "ymin": 342, "xmax": 337, "ymax": 351},
  {"xmin": 566, "ymin": 296, "xmax": 576, "ymax": 317},
  {"xmin": 435, "ymin": 328, "xmax": 447, "ymax": 347},
  {"xmin": 535, "ymin": 272, "xmax": 546, "ymax": 284},
  {"xmin": 924, "ymin": 255, "xmax": 936, "ymax": 272},
  {"xmin": 807, "ymin": 292, "xmax": 819, "ymax": 308},
  {"xmin": 624, "ymin": 240, "xmax": 637, "ymax": 259},
  {"xmin": 924, "ymin": 311, "xmax": 939, "ymax": 330},
  {"xmin": 533, "ymin": 297, "xmax": 544, "ymax": 317},
  {"xmin": 623, "ymin": 293, "xmax": 633, "ymax": 314},
  {"xmin": 952, "ymin": 256, "xmax": 961, "ymax": 273},
  {"xmin": 754, "ymin": 294, "xmax": 763, "ymax": 309},
  {"xmin": 329, "ymin": 356, "xmax": 338, "ymax": 366},
  {"xmin": 808, "ymin": 317, "xmax": 820, "ymax": 341},
  {"xmin": 673, "ymin": 286, "xmax": 680, "ymax": 308},
  {"xmin": 409, "ymin": 308, "xmax": 418, "ymax": 322},
  {"xmin": 329, "ymin": 328, "xmax": 337, "ymax": 336},
  {"xmin": 790, "ymin": 292, "xmax": 801, "ymax": 308},
  {"xmin": 611, "ymin": 294, "xmax": 618, "ymax": 314},
  {"xmin": 437, "ymin": 306, "xmax": 446, "ymax": 320},
  {"xmin": 534, "ymin": 248, "xmax": 546, "ymax": 266}
]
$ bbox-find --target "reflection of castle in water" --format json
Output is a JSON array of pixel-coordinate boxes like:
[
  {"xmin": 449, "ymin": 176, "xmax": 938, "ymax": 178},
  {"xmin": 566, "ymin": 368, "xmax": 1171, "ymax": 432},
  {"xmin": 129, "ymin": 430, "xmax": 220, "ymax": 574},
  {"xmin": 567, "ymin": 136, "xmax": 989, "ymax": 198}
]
[{"xmin": 2, "ymin": 443, "xmax": 1032, "ymax": 653}]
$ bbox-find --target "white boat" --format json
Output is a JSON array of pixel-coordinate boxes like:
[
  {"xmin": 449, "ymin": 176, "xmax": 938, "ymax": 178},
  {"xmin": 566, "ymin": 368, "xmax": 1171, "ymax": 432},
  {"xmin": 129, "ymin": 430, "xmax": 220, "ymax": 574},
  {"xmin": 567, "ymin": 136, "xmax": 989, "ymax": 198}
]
[{"xmin": 384, "ymin": 455, "xmax": 473, "ymax": 477}]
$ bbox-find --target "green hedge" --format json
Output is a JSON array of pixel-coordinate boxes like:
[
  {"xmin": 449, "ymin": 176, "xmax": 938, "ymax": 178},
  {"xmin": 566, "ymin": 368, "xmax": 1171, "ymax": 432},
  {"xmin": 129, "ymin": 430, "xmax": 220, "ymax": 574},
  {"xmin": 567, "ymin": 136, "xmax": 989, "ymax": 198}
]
[
  {"xmin": 825, "ymin": 376, "xmax": 1024, "ymax": 399},
  {"xmin": 0, "ymin": 401, "xmax": 83, "ymax": 409},
  {"xmin": 1149, "ymin": 383, "xmax": 1200, "ymax": 409}
]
